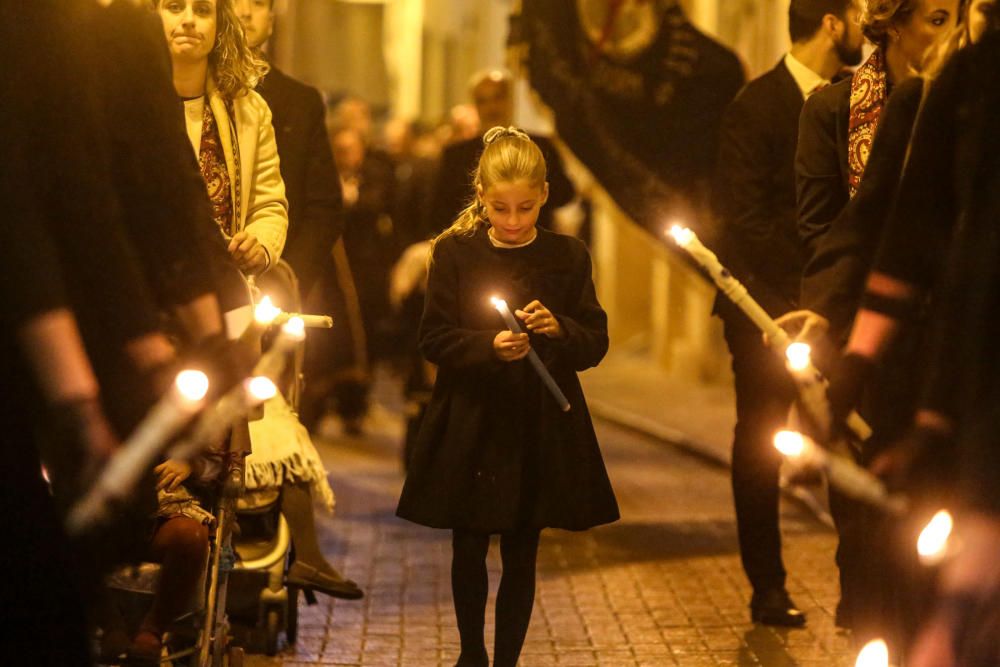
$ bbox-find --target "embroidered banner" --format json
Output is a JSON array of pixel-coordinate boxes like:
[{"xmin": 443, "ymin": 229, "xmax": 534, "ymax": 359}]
[{"xmin": 511, "ymin": 0, "xmax": 744, "ymax": 233}]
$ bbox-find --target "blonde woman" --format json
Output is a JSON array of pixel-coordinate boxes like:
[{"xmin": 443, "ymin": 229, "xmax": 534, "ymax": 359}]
[
  {"xmin": 154, "ymin": 0, "xmax": 362, "ymax": 609},
  {"xmin": 156, "ymin": 0, "xmax": 286, "ymax": 275}
]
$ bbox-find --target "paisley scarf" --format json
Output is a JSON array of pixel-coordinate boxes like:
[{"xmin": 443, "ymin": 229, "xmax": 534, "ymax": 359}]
[{"xmin": 847, "ymin": 48, "xmax": 889, "ymax": 197}]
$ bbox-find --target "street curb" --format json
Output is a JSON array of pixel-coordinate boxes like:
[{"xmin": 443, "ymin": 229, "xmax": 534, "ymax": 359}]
[{"xmin": 589, "ymin": 398, "xmax": 834, "ymax": 528}]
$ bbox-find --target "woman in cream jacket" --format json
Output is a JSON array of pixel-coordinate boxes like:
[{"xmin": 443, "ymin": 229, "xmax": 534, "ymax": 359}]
[{"xmin": 159, "ymin": 0, "xmax": 286, "ymax": 275}]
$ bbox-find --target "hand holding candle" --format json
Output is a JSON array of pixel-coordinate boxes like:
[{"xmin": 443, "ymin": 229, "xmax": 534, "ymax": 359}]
[
  {"xmin": 668, "ymin": 224, "xmax": 872, "ymax": 444},
  {"xmin": 491, "ymin": 297, "xmax": 571, "ymax": 412},
  {"xmin": 774, "ymin": 430, "xmax": 906, "ymax": 514},
  {"xmin": 67, "ymin": 369, "xmax": 210, "ymax": 533}
]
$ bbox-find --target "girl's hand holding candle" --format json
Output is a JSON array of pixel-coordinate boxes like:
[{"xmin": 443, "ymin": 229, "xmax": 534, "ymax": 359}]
[
  {"xmin": 490, "ymin": 296, "xmax": 572, "ymax": 412},
  {"xmin": 494, "ymin": 330, "xmax": 531, "ymax": 361},
  {"xmin": 515, "ymin": 300, "xmax": 565, "ymax": 339}
]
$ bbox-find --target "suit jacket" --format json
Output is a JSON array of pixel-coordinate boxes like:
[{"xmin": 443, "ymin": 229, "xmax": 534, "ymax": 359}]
[
  {"xmin": 257, "ymin": 67, "xmax": 343, "ymax": 292},
  {"xmin": 426, "ymin": 134, "xmax": 575, "ymax": 235},
  {"xmin": 203, "ymin": 80, "xmax": 288, "ymax": 266},
  {"xmin": 713, "ymin": 59, "xmax": 807, "ymax": 318},
  {"xmin": 795, "ymin": 78, "xmax": 852, "ymax": 259}
]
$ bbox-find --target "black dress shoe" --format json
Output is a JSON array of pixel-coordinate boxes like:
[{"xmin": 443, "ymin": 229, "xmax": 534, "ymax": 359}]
[
  {"xmin": 286, "ymin": 561, "xmax": 364, "ymax": 600},
  {"xmin": 750, "ymin": 588, "xmax": 807, "ymax": 627}
]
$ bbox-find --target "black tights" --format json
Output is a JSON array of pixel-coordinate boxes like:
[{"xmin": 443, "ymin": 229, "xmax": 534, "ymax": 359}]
[{"xmin": 452, "ymin": 529, "xmax": 540, "ymax": 667}]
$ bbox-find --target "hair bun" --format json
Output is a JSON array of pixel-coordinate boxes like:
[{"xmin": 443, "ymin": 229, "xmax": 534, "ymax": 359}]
[{"xmin": 482, "ymin": 126, "xmax": 530, "ymax": 146}]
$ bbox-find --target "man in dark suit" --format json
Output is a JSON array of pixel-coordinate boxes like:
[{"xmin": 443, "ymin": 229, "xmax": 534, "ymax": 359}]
[
  {"xmin": 426, "ymin": 69, "xmax": 576, "ymax": 235},
  {"xmin": 712, "ymin": 0, "xmax": 863, "ymax": 627},
  {"xmin": 240, "ymin": 0, "xmax": 343, "ymax": 297}
]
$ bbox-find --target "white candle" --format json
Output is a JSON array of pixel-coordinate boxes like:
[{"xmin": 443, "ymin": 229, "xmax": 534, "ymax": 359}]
[
  {"xmin": 668, "ymin": 225, "xmax": 872, "ymax": 443},
  {"xmin": 774, "ymin": 431, "xmax": 906, "ymax": 514},
  {"xmin": 168, "ymin": 376, "xmax": 277, "ymax": 463},
  {"xmin": 66, "ymin": 369, "xmax": 210, "ymax": 533},
  {"xmin": 490, "ymin": 297, "xmax": 571, "ymax": 412},
  {"xmin": 252, "ymin": 316, "xmax": 306, "ymax": 381}
]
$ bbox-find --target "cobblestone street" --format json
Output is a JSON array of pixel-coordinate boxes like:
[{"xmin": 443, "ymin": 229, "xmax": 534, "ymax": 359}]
[{"xmin": 245, "ymin": 385, "xmax": 854, "ymax": 667}]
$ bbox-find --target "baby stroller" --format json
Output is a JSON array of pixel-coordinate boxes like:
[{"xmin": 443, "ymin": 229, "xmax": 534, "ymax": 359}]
[
  {"xmin": 101, "ymin": 431, "xmax": 249, "ymax": 667},
  {"xmin": 226, "ymin": 259, "xmax": 327, "ymax": 655}
]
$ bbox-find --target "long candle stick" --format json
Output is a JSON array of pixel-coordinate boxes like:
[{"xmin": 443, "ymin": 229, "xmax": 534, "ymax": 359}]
[
  {"xmin": 491, "ymin": 297, "xmax": 571, "ymax": 412},
  {"xmin": 166, "ymin": 376, "xmax": 278, "ymax": 463},
  {"xmin": 252, "ymin": 316, "xmax": 306, "ymax": 381},
  {"xmin": 668, "ymin": 225, "xmax": 871, "ymax": 443},
  {"xmin": 774, "ymin": 431, "xmax": 906, "ymax": 514},
  {"xmin": 67, "ymin": 369, "xmax": 210, "ymax": 533}
]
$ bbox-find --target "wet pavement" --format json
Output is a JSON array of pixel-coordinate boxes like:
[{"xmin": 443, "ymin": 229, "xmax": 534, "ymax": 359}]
[{"xmin": 243, "ymin": 375, "xmax": 855, "ymax": 666}]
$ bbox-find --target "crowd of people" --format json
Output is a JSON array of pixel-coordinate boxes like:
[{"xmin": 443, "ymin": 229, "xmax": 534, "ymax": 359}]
[
  {"xmin": 2, "ymin": 0, "xmax": 585, "ymax": 664},
  {"xmin": 714, "ymin": 0, "xmax": 1000, "ymax": 664},
  {"xmin": 6, "ymin": 0, "xmax": 1000, "ymax": 665}
]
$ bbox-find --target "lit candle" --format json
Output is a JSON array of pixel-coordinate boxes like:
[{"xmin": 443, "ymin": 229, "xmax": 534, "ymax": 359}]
[
  {"xmin": 253, "ymin": 316, "xmax": 306, "ymax": 381},
  {"xmin": 855, "ymin": 639, "xmax": 891, "ymax": 667},
  {"xmin": 66, "ymin": 369, "xmax": 211, "ymax": 533},
  {"xmin": 668, "ymin": 224, "xmax": 871, "ymax": 443},
  {"xmin": 917, "ymin": 509, "xmax": 954, "ymax": 565},
  {"xmin": 239, "ymin": 294, "xmax": 283, "ymax": 344},
  {"xmin": 490, "ymin": 297, "xmax": 571, "ymax": 412},
  {"xmin": 774, "ymin": 431, "xmax": 906, "ymax": 514},
  {"xmin": 168, "ymin": 375, "xmax": 278, "ymax": 463}
]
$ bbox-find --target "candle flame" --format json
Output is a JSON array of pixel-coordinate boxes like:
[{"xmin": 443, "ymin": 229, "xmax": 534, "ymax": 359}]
[
  {"xmin": 490, "ymin": 296, "xmax": 506, "ymax": 310},
  {"xmin": 246, "ymin": 376, "xmax": 278, "ymax": 402},
  {"xmin": 774, "ymin": 430, "xmax": 807, "ymax": 457},
  {"xmin": 282, "ymin": 316, "xmax": 306, "ymax": 340},
  {"xmin": 785, "ymin": 342, "xmax": 813, "ymax": 372},
  {"xmin": 917, "ymin": 509, "xmax": 954, "ymax": 564},
  {"xmin": 855, "ymin": 639, "xmax": 889, "ymax": 667},
  {"xmin": 668, "ymin": 225, "xmax": 695, "ymax": 248},
  {"xmin": 175, "ymin": 369, "xmax": 210, "ymax": 402},
  {"xmin": 254, "ymin": 295, "xmax": 282, "ymax": 325}
]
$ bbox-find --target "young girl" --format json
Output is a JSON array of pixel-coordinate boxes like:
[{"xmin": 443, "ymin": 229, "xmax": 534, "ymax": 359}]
[{"xmin": 397, "ymin": 127, "xmax": 619, "ymax": 667}]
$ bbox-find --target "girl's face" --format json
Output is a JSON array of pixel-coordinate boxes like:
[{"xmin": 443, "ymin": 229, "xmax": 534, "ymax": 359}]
[
  {"xmin": 479, "ymin": 179, "xmax": 549, "ymax": 245},
  {"xmin": 159, "ymin": 0, "xmax": 218, "ymax": 65},
  {"xmin": 968, "ymin": 0, "xmax": 997, "ymax": 43},
  {"xmin": 895, "ymin": 0, "xmax": 959, "ymax": 70}
]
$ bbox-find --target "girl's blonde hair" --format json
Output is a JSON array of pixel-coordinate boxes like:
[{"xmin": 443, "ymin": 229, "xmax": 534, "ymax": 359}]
[
  {"xmin": 154, "ymin": 0, "xmax": 268, "ymax": 99},
  {"xmin": 431, "ymin": 126, "xmax": 547, "ymax": 253}
]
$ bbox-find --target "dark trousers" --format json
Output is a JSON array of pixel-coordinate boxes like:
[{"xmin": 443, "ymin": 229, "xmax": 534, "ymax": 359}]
[{"xmin": 723, "ymin": 316, "xmax": 797, "ymax": 594}]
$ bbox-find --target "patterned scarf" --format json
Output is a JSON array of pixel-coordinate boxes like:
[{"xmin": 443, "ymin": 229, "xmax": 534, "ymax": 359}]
[
  {"xmin": 847, "ymin": 48, "xmax": 889, "ymax": 197},
  {"xmin": 197, "ymin": 100, "xmax": 234, "ymax": 236}
]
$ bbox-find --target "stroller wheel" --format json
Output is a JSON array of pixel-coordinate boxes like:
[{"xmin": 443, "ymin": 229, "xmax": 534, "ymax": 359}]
[{"xmin": 226, "ymin": 645, "xmax": 244, "ymax": 667}]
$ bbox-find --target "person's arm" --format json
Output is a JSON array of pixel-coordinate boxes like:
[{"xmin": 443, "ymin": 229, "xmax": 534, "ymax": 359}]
[
  {"xmin": 281, "ymin": 87, "xmax": 344, "ymax": 292},
  {"xmin": 546, "ymin": 246, "xmax": 609, "ymax": 371},
  {"xmin": 418, "ymin": 241, "xmax": 501, "ymax": 369},
  {"xmin": 242, "ymin": 96, "xmax": 289, "ymax": 270},
  {"xmin": 795, "ymin": 89, "xmax": 848, "ymax": 260}
]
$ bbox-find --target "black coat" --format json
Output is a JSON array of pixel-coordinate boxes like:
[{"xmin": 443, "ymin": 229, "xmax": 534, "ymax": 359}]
[
  {"xmin": 257, "ymin": 67, "xmax": 343, "ymax": 294},
  {"xmin": 426, "ymin": 134, "xmax": 575, "ymax": 235},
  {"xmin": 800, "ymin": 78, "xmax": 924, "ymax": 339},
  {"xmin": 871, "ymin": 33, "xmax": 1000, "ymax": 510},
  {"xmin": 397, "ymin": 227, "xmax": 619, "ymax": 533},
  {"xmin": 713, "ymin": 59, "xmax": 807, "ymax": 318},
  {"xmin": 796, "ymin": 78, "xmax": 852, "ymax": 259}
]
